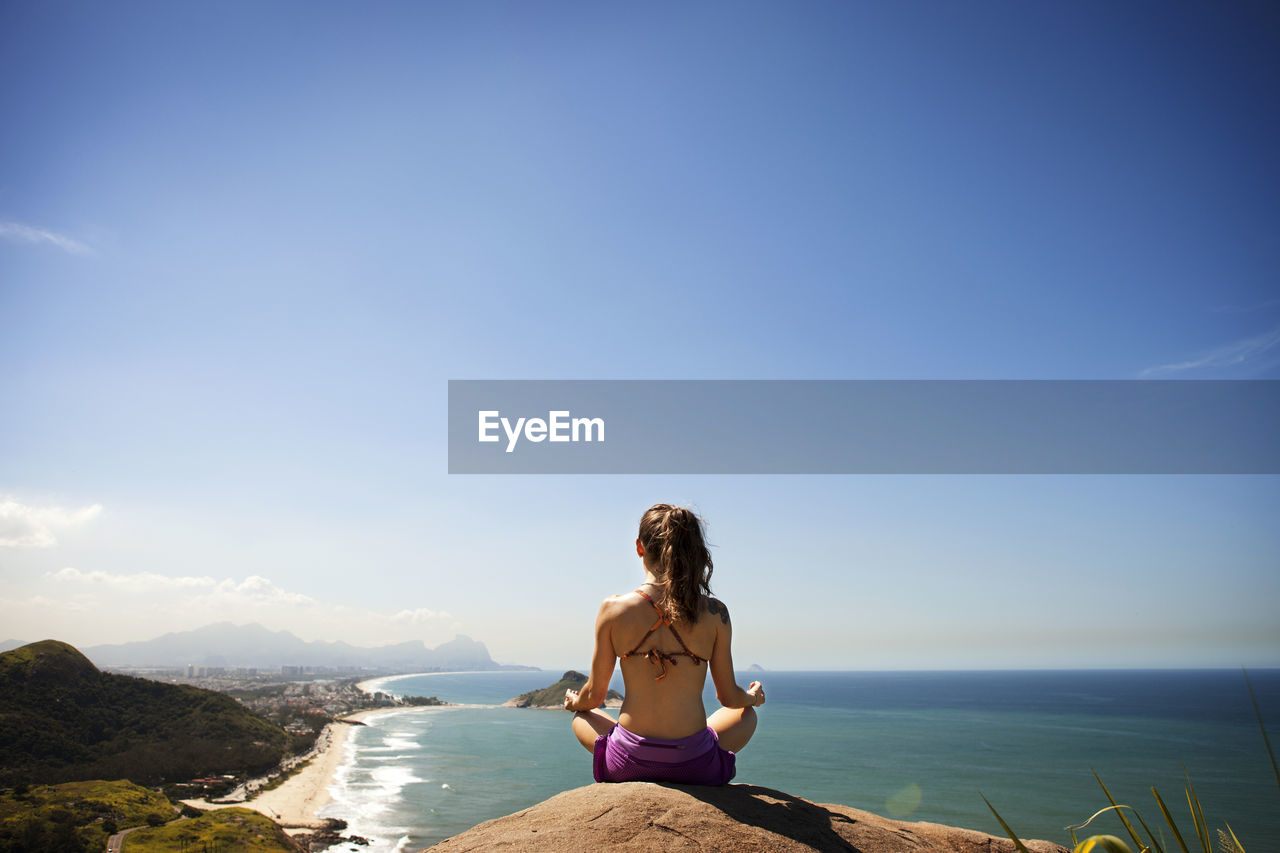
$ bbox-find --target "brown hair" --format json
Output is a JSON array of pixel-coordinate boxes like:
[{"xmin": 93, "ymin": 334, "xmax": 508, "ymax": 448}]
[{"xmin": 637, "ymin": 503, "xmax": 713, "ymax": 624}]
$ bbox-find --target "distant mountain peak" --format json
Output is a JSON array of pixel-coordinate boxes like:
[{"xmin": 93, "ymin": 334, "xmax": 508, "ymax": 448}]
[{"xmin": 81, "ymin": 623, "xmax": 506, "ymax": 671}]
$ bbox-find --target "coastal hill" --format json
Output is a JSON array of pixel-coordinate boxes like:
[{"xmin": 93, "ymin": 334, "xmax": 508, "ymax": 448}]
[
  {"xmin": 82, "ymin": 622, "xmax": 528, "ymax": 671},
  {"xmin": 503, "ymin": 671, "xmax": 623, "ymax": 709},
  {"xmin": 0, "ymin": 640, "xmax": 290, "ymax": 786},
  {"xmin": 0, "ymin": 779, "xmax": 178, "ymax": 851},
  {"xmin": 422, "ymin": 782, "xmax": 1069, "ymax": 852},
  {"xmin": 109, "ymin": 806, "xmax": 299, "ymax": 852},
  {"xmin": 0, "ymin": 781, "xmax": 302, "ymax": 853}
]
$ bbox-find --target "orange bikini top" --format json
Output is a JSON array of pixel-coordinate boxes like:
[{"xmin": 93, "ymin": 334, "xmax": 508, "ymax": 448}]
[{"xmin": 620, "ymin": 589, "xmax": 706, "ymax": 680}]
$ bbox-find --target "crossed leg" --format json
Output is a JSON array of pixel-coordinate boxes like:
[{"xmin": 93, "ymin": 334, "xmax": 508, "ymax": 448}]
[
  {"xmin": 574, "ymin": 705, "xmax": 758, "ymax": 754},
  {"xmin": 707, "ymin": 705, "xmax": 758, "ymax": 753},
  {"xmin": 572, "ymin": 708, "xmax": 617, "ymax": 752}
]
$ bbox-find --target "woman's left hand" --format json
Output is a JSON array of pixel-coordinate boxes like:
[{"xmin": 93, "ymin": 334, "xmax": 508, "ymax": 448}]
[{"xmin": 564, "ymin": 688, "xmax": 579, "ymax": 711}]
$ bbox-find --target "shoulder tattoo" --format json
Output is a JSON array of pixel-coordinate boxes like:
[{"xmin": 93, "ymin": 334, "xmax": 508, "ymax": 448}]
[{"xmin": 707, "ymin": 599, "xmax": 730, "ymax": 625}]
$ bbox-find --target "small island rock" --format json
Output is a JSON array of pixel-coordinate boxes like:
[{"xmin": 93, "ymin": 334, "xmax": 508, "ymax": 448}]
[{"xmin": 503, "ymin": 670, "xmax": 623, "ymax": 709}]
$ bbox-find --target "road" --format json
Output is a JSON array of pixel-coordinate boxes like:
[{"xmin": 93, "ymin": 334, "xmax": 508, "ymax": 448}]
[
  {"xmin": 105, "ymin": 824, "xmax": 141, "ymax": 853},
  {"xmin": 106, "ymin": 811, "xmax": 187, "ymax": 853}
]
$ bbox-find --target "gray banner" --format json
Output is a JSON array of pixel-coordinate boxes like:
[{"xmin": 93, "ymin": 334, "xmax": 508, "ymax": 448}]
[{"xmin": 447, "ymin": 380, "xmax": 1280, "ymax": 474}]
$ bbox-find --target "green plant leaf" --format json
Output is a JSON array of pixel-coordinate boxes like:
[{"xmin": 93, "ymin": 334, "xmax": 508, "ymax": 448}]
[
  {"xmin": 1068, "ymin": 806, "xmax": 1150, "ymax": 850},
  {"xmin": 1075, "ymin": 836, "xmax": 1136, "ymax": 853},
  {"xmin": 981, "ymin": 793, "xmax": 1033, "ymax": 853},
  {"xmin": 1225, "ymin": 822, "xmax": 1246, "ymax": 853},
  {"xmin": 1151, "ymin": 786, "xmax": 1191, "ymax": 853},
  {"xmin": 1182, "ymin": 771, "xmax": 1210, "ymax": 853},
  {"xmin": 1094, "ymin": 769, "xmax": 1157, "ymax": 853},
  {"xmin": 1242, "ymin": 668, "xmax": 1280, "ymax": 795}
]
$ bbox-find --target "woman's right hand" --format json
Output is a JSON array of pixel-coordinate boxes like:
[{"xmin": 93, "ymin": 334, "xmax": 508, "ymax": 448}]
[
  {"xmin": 747, "ymin": 681, "xmax": 766, "ymax": 707},
  {"xmin": 564, "ymin": 688, "xmax": 579, "ymax": 711}
]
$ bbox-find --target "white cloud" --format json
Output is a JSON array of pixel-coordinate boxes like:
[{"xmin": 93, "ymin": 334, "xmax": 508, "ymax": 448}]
[
  {"xmin": 0, "ymin": 221, "xmax": 93, "ymax": 255},
  {"xmin": 47, "ymin": 568, "xmax": 314, "ymax": 604},
  {"xmin": 212, "ymin": 575, "xmax": 316, "ymax": 605},
  {"xmin": 47, "ymin": 566, "xmax": 216, "ymax": 589},
  {"xmin": 1141, "ymin": 325, "xmax": 1280, "ymax": 377},
  {"xmin": 0, "ymin": 498, "xmax": 103, "ymax": 548},
  {"xmin": 17, "ymin": 568, "xmax": 457, "ymax": 647},
  {"xmin": 0, "ymin": 594, "xmax": 92, "ymax": 615},
  {"xmin": 392, "ymin": 607, "xmax": 452, "ymax": 623}
]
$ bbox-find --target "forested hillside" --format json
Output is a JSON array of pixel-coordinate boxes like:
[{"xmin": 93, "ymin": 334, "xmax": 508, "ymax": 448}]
[{"xmin": 0, "ymin": 641, "xmax": 289, "ymax": 786}]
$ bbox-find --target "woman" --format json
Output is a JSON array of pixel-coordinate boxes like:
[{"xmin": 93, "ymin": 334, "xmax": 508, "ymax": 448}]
[{"xmin": 565, "ymin": 503, "xmax": 765, "ymax": 785}]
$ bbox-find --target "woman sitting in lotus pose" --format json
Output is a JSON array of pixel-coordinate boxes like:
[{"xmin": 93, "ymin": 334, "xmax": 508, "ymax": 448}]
[{"xmin": 565, "ymin": 503, "xmax": 765, "ymax": 785}]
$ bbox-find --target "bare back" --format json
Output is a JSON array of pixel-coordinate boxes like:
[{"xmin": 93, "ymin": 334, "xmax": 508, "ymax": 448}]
[{"xmin": 608, "ymin": 590, "xmax": 733, "ymax": 739}]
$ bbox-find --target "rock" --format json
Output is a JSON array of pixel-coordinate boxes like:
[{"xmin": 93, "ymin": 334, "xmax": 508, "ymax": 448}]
[
  {"xmin": 421, "ymin": 782, "xmax": 1068, "ymax": 852},
  {"xmin": 503, "ymin": 670, "xmax": 623, "ymax": 710}
]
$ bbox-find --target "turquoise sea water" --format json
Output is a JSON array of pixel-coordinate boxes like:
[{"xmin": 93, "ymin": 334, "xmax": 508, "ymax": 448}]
[{"xmin": 320, "ymin": 670, "xmax": 1280, "ymax": 852}]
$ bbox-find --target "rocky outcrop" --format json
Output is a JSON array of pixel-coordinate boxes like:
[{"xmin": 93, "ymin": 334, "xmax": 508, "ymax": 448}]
[
  {"xmin": 502, "ymin": 670, "xmax": 623, "ymax": 709},
  {"xmin": 422, "ymin": 782, "xmax": 1068, "ymax": 852}
]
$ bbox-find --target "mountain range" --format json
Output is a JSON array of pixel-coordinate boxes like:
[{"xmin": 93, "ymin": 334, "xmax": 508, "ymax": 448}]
[{"xmin": 5, "ymin": 623, "xmax": 529, "ymax": 671}]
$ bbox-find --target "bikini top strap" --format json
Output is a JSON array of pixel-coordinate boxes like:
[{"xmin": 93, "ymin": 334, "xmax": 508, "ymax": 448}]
[
  {"xmin": 634, "ymin": 589, "xmax": 665, "ymax": 621},
  {"xmin": 623, "ymin": 589, "xmax": 706, "ymax": 670},
  {"xmin": 621, "ymin": 590, "xmax": 666, "ymax": 659},
  {"xmin": 662, "ymin": 615, "xmax": 705, "ymax": 666}
]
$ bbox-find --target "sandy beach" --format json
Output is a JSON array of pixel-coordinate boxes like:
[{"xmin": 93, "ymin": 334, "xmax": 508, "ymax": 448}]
[{"xmin": 185, "ymin": 708, "xmax": 389, "ymax": 829}]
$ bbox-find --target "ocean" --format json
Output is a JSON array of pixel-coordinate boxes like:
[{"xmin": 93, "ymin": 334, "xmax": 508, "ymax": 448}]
[{"xmin": 320, "ymin": 670, "xmax": 1280, "ymax": 852}]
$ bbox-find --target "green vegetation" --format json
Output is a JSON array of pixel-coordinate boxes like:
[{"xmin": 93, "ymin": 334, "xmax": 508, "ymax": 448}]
[
  {"xmin": 121, "ymin": 807, "xmax": 296, "ymax": 853},
  {"xmin": 0, "ymin": 641, "xmax": 290, "ymax": 786},
  {"xmin": 985, "ymin": 670, "xmax": 1278, "ymax": 853},
  {"xmin": 987, "ymin": 774, "xmax": 1247, "ymax": 853},
  {"xmin": 0, "ymin": 779, "xmax": 174, "ymax": 853},
  {"xmin": 252, "ymin": 755, "xmax": 313, "ymax": 796},
  {"xmin": 230, "ymin": 688, "xmax": 324, "ymax": 756}
]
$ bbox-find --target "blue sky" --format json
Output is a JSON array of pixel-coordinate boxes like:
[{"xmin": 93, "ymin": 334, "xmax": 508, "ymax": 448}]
[{"xmin": 2, "ymin": 2, "xmax": 1277, "ymax": 669}]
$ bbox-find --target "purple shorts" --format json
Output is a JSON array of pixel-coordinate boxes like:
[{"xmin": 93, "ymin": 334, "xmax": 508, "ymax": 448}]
[{"xmin": 593, "ymin": 723, "xmax": 736, "ymax": 786}]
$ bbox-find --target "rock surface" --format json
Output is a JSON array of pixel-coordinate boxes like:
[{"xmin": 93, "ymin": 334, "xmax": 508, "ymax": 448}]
[{"xmin": 422, "ymin": 782, "xmax": 1068, "ymax": 852}]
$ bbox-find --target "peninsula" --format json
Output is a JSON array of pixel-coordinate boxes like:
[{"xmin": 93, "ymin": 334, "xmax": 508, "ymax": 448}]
[{"xmin": 503, "ymin": 670, "xmax": 623, "ymax": 709}]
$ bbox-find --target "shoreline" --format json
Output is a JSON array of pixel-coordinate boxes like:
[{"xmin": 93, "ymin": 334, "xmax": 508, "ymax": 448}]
[
  {"xmin": 187, "ymin": 673, "xmax": 535, "ymax": 834},
  {"xmin": 184, "ymin": 708, "xmax": 393, "ymax": 831},
  {"xmin": 355, "ymin": 669, "xmax": 541, "ymax": 695}
]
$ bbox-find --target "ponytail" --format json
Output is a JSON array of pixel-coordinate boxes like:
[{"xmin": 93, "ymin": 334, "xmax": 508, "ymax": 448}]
[{"xmin": 638, "ymin": 503, "xmax": 714, "ymax": 623}]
